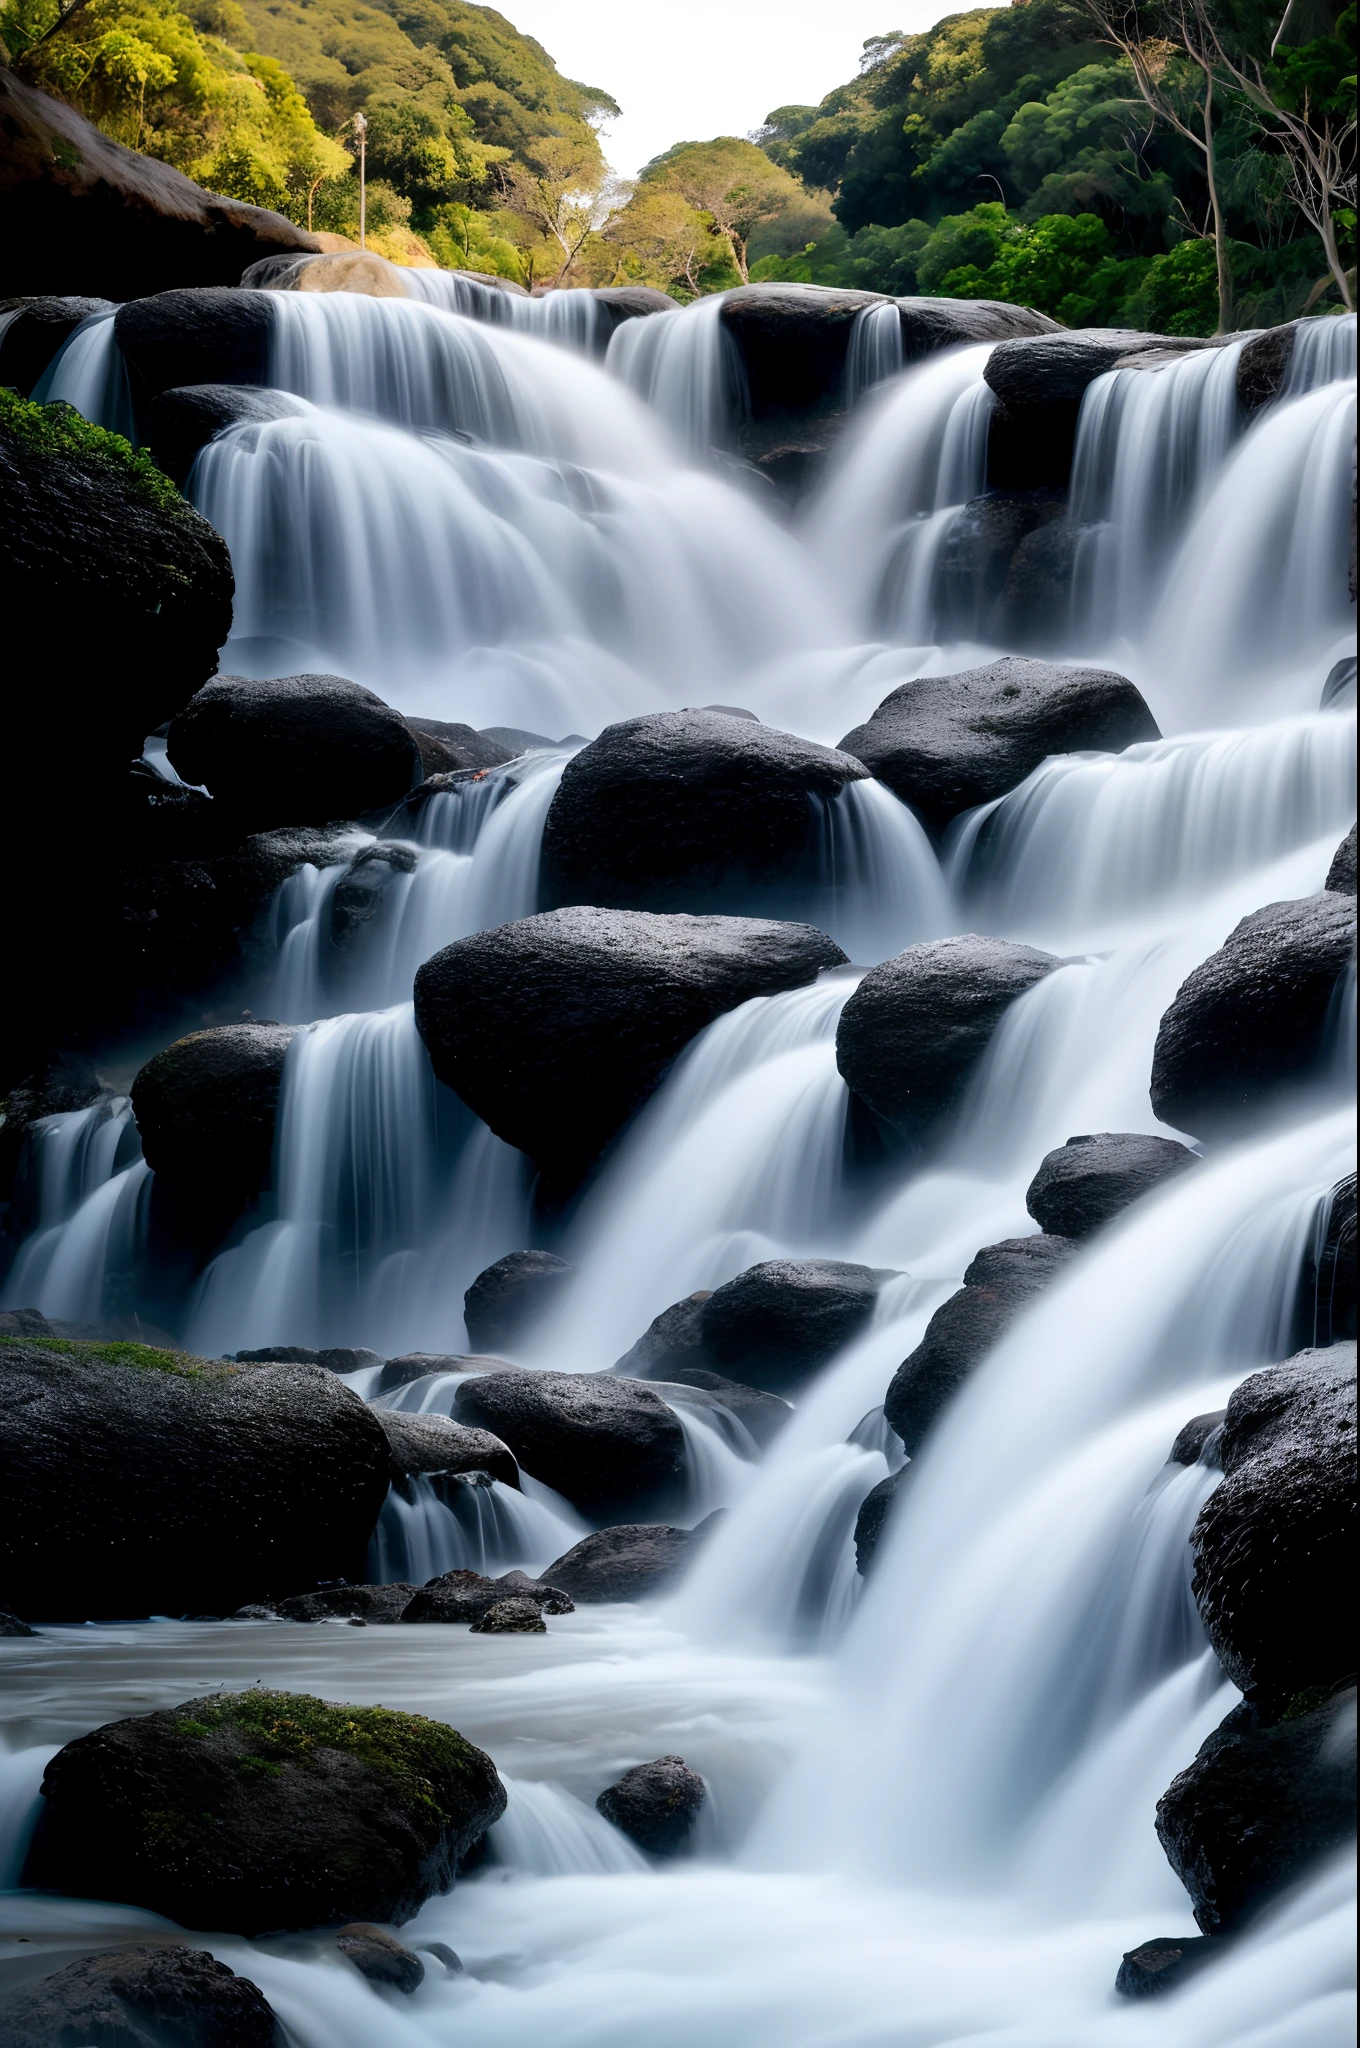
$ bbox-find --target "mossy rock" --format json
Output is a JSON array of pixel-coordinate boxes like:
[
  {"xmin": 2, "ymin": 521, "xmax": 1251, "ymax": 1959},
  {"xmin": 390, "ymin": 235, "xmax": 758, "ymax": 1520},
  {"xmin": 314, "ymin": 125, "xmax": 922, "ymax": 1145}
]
[{"xmin": 24, "ymin": 1689, "xmax": 506, "ymax": 1933}]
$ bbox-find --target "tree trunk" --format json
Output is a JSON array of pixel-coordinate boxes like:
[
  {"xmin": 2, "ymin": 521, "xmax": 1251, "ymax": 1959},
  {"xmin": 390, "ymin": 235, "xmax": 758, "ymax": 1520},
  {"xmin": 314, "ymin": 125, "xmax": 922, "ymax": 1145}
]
[{"xmin": 1200, "ymin": 70, "xmax": 1234, "ymax": 332}]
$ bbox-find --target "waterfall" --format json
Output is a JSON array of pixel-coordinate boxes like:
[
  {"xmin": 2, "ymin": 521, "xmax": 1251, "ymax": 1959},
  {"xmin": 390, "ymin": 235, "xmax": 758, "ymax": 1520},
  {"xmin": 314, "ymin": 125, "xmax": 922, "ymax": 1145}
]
[
  {"xmin": 606, "ymin": 292, "xmax": 747, "ymax": 453},
  {"xmin": 1281, "ymin": 311, "xmax": 1358, "ymax": 395},
  {"xmin": 813, "ymin": 775, "xmax": 953, "ymax": 961},
  {"xmin": 404, "ymin": 273, "xmax": 613, "ymax": 354},
  {"xmin": 1, "ymin": 1099, "xmax": 150, "ymax": 1325},
  {"xmin": 844, "ymin": 301, "xmax": 905, "ymax": 403},
  {"xmin": 31, "ymin": 311, "xmax": 137, "ymax": 439},
  {"xmin": 370, "ymin": 1472, "xmax": 584, "ymax": 1584}
]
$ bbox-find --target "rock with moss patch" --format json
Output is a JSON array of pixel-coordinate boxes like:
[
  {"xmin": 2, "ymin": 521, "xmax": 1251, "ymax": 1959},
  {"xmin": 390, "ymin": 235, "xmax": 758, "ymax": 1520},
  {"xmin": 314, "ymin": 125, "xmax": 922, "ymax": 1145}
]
[
  {"xmin": 470, "ymin": 1597, "xmax": 546, "ymax": 1634},
  {"xmin": 23, "ymin": 1688, "xmax": 505, "ymax": 1933},
  {"xmin": 0, "ymin": 1942, "xmax": 279, "ymax": 2048},
  {"xmin": 0, "ymin": 1339, "xmax": 389, "ymax": 1620}
]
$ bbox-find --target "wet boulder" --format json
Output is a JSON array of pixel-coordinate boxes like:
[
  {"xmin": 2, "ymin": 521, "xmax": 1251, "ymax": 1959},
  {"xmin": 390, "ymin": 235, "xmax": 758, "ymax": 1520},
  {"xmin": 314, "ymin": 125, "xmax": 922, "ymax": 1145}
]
[
  {"xmin": 413, "ymin": 908, "xmax": 846, "ymax": 1188},
  {"xmin": 720, "ymin": 283, "xmax": 883, "ymax": 423},
  {"xmin": 0, "ymin": 1943, "xmax": 279, "ymax": 2048},
  {"xmin": 539, "ymin": 709, "xmax": 868, "ymax": 910},
  {"xmin": 1169, "ymin": 1410, "xmax": 1226, "ymax": 1468},
  {"xmin": 885, "ymin": 1236, "xmax": 1078, "ymax": 1454},
  {"xmin": 1325, "ymin": 823, "xmax": 1356, "ymax": 895},
  {"xmin": 1003, "ymin": 520, "xmax": 1093, "ymax": 635},
  {"xmin": 1303, "ymin": 1175, "xmax": 1356, "ymax": 1346},
  {"xmin": 113, "ymin": 287, "xmax": 275, "ymax": 399},
  {"xmin": 329, "ymin": 843, "xmax": 417, "ymax": 948},
  {"xmin": 936, "ymin": 491, "xmax": 1066, "ymax": 630},
  {"xmin": 463, "ymin": 1249, "xmax": 575, "ymax": 1353},
  {"xmin": 591, "ymin": 284, "xmax": 677, "ymax": 329},
  {"xmin": 1114, "ymin": 1934, "xmax": 1216, "ymax": 1999},
  {"xmin": 1155, "ymin": 1690, "xmax": 1357, "ymax": 1934},
  {"xmin": 837, "ymin": 657, "xmax": 1158, "ymax": 834},
  {"xmin": 544, "ymin": 1522, "xmax": 703, "ymax": 1602},
  {"xmin": 984, "ymin": 329, "xmax": 1213, "ymax": 489},
  {"xmin": 0, "ymin": 1340, "xmax": 389, "ymax": 1619},
  {"xmin": 696, "ymin": 1258, "xmax": 893, "ymax": 1396},
  {"xmin": 401, "ymin": 1566, "xmax": 572, "ymax": 1624},
  {"xmin": 148, "ymin": 381, "xmax": 303, "ymax": 486},
  {"xmin": 167, "ymin": 673, "xmax": 422, "ymax": 834},
  {"xmin": 596, "ymin": 1755, "xmax": 706, "ymax": 1856},
  {"xmin": 376, "ymin": 1409, "xmax": 520, "ymax": 1491},
  {"xmin": 24, "ymin": 1688, "xmax": 506, "ymax": 1933},
  {"xmin": 1236, "ymin": 322, "xmax": 1299, "ymax": 412},
  {"xmin": 404, "ymin": 717, "xmax": 515, "ymax": 776},
  {"xmin": 233, "ymin": 1343, "xmax": 381, "ymax": 1371},
  {"xmin": 1190, "ymin": 1343, "xmax": 1356, "ymax": 1709},
  {"xmin": 276, "ymin": 1582, "xmax": 417, "ymax": 1623},
  {"xmin": 1024, "ymin": 1132, "xmax": 1198, "ymax": 1239},
  {"xmin": 131, "ymin": 1022, "xmax": 297, "ymax": 1215},
  {"xmin": 1149, "ymin": 893, "xmax": 1357, "ymax": 1139},
  {"xmin": 894, "ymin": 296, "xmax": 1059, "ymax": 360},
  {"xmin": 643, "ymin": 1368, "xmax": 792, "ymax": 1449},
  {"xmin": 853, "ymin": 1467, "xmax": 911, "ymax": 1576},
  {"xmin": 470, "ymin": 1596, "xmax": 546, "ymax": 1633},
  {"xmin": 835, "ymin": 935, "xmax": 1060, "ymax": 1143},
  {"xmin": 0, "ymin": 294, "xmax": 115, "ymax": 393},
  {"xmin": 614, "ymin": 1291, "xmax": 714, "ymax": 1379},
  {"xmin": 336, "ymin": 1924, "xmax": 425, "ymax": 1993},
  {"xmin": 378, "ymin": 1351, "xmax": 475, "ymax": 1392},
  {"xmin": 452, "ymin": 1370, "xmax": 686, "ymax": 1518}
]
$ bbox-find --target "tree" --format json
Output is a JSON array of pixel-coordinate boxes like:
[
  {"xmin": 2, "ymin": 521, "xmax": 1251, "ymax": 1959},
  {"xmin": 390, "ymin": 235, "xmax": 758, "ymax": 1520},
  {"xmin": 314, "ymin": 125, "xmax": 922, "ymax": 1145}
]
[
  {"xmin": 497, "ymin": 134, "xmax": 627, "ymax": 283},
  {"xmin": 642, "ymin": 136, "xmax": 804, "ymax": 283}
]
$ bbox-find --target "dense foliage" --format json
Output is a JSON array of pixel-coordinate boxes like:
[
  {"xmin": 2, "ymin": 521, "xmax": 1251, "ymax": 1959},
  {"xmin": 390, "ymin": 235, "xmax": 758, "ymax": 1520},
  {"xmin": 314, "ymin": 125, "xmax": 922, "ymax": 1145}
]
[{"xmin": 751, "ymin": 0, "xmax": 1356, "ymax": 329}]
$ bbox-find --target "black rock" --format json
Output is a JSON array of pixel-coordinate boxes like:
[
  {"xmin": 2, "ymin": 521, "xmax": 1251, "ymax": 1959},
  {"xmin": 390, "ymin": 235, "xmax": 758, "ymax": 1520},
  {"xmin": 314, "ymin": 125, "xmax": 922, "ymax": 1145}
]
[
  {"xmin": 470, "ymin": 1596, "xmax": 546, "ymax": 1633},
  {"xmin": 148, "ymin": 381, "xmax": 303, "ymax": 485},
  {"xmin": 543, "ymin": 1523, "xmax": 702, "ymax": 1602},
  {"xmin": 540, "ymin": 709, "xmax": 867, "ymax": 910},
  {"xmin": 985, "ymin": 329, "xmax": 1213, "ymax": 489},
  {"xmin": 885, "ymin": 1236, "xmax": 1079, "ymax": 1454},
  {"xmin": 378, "ymin": 1352, "xmax": 476, "ymax": 1392},
  {"xmin": 453, "ymin": 1370, "xmax": 686, "ymax": 1518},
  {"xmin": 1155, "ymin": 1690, "xmax": 1357, "ymax": 1934},
  {"xmin": 853, "ymin": 1467, "xmax": 910, "ymax": 1576},
  {"xmin": 1002, "ymin": 519, "xmax": 1095, "ymax": 634},
  {"xmin": 1236, "ymin": 322, "xmax": 1298, "ymax": 412},
  {"xmin": 894, "ymin": 296, "xmax": 1059, "ymax": 359},
  {"xmin": 1025, "ymin": 1132, "xmax": 1198, "ymax": 1239},
  {"xmin": 131, "ymin": 1022, "xmax": 297, "ymax": 1215},
  {"xmin": 0, "ymin": 1608, "xmax": 37, "ymax": 1636},
  {"xmin": 642, "ymin": 1368, "xmax": 793, "ymax": 1449},
  {"xmin": 328, "ymin": 843, "xmax": 418, "ymax": 950},
  {"xmin": 1321, "ymin": 658, "xmax": 1357, "ymax": 711},
  {"xmin": 720, "ymin": 283, "xmax": 883, "ymax": 422},
  {"xmin": 404, "ymin": 718, "xmax": 514, "ymax": 776},
  {"xmin": 168, "ymin": 673, "xmax": 421, "ymax": 834},
  {"xmin": 835, "ymin": 935, "xmax": 1060, "ymax": 1143},
  {"xmin": 1325, "ymin": 822, "xmax": 1356, "ymax": 894},
  {"xmin": 613, "ymin": 1292, "xmax": 714, "ymax": 1379},
  {"xmin": 234, "ymin": 1344, "xmax": 382, "ymax": 1372},
  {"xmin": 1190, "ymin": 1343, "xmax": 1356, "ymax": 1708},
  {"xmin": 0, "ymin": 294, "xmax": 115, "ymax": 393},
  {"xmin": 1149, "ymin": 894, "xmax": 1357, "ymax": 1139},
  {"xmin": 480, "ymin": 724, "xmax": 557, "ymax": 752},
  {"xmin": 936, "ymin": 491, "xmax": 1066, "ymax": 630},
  {"xmin": 413, "ymin": 907, "xmax": 846, "ymax": 1188},
  {"xmin": 1115, "ymin": 1933, "xmax": 1218, "ymax": 1998},
  {"xmin": 0, "ymin": 1943, "xmax": 278, "ymax": 2048},
  {"xmin": 23, "ymin": 1688, "xmax": 506, "ymax": 1933},
  {"xmin": 113, "ymin": 287, "xmax": 275, "ymax": 399},
  {"xmin": 377, "ymin": 1408, "xmax": 520, "ymax": 1490},
  {"xmin": 1304, "ymin": 1174, "xmax": 1357, "ymax": 1347},
  {"xmin": 401, "ymin": 1567, "xmax": 573, "ymax": 1624},
  {"xmin": 0, "ymin": 1340, "xmax": 389, "ymax": 1620},
  {"xmin": 1168, "ymin": 1411, "xmax": 1226, "ymax": 1468},
  {"xmin": 464, "ymin": 1250, "xmax": 574, "ymax": 1353},
  {"xmin": 277, "ymin": 1583, "xmax": 417, "ymax": 1623},
  {"xmin": 696, "ymin": 1258, "xmax": 893, "ymax": 1396},
  {"xmin": 596, "ymin": 1755, "xmax": 706, "ymax": 1856},
  {"xmin": 837, "ymin": 657, "xmax": 1158, "ymax": 834},
  {"xmin": 336, "ymin": 1924, "xmax": 425, "ymax": 1993}
]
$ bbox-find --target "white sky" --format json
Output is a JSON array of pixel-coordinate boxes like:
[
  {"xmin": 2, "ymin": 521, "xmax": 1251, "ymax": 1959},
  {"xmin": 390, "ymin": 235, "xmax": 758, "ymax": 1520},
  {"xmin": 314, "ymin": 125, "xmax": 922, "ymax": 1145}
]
[{"xmin": 502, "ymin": 0, "xmax": 956, "ymax": 178}]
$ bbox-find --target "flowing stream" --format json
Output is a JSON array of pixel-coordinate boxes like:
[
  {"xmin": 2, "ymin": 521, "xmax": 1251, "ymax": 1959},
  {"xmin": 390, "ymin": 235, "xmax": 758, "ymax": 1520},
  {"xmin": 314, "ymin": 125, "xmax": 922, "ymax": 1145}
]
[{"xmin": 3, "ymin": 294, "xmax": 1355, "ymax": 2046}]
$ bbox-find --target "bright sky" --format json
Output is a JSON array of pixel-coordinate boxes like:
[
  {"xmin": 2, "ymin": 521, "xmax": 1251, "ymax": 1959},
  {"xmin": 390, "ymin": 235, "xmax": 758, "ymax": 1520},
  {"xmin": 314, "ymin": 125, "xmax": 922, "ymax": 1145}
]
[{"xmin": 503, "ymin": 0, "xmax": 958, "ymax": 178}]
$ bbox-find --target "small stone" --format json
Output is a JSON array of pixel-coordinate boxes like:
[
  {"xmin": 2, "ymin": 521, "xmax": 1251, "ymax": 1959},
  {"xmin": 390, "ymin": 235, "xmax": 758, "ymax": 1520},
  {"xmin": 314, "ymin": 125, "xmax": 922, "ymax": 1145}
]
[
  {"xmin": 1115, "ymin": 1933, "xmax": 1217, "ymax": 1997},
  {"xmin": 596, "ymin": 1755, "xmax": 706, "ymax": 1855},
  {"xmin": 336, "ymin": 1924, "xmax": 425, "ymax": 1993},
  {"xmin": 469, "ymin": 1597, "xmax": 547, "ymax": 1634}
]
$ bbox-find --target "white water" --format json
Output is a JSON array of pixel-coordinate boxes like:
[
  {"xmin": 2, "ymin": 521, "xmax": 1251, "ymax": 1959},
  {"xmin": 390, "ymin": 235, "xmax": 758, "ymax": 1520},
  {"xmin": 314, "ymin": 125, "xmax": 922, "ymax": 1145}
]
[
  {"xmin": 844, "ymin": 299, "xmax": 904, "ymax": 402},
  {"xmin": 31, "ymin": 311, "xmax": 137, "ymax": 441},
  {"xmin": 5, "ymin": 283, "xmax": 1355, "ymax": 2046}
]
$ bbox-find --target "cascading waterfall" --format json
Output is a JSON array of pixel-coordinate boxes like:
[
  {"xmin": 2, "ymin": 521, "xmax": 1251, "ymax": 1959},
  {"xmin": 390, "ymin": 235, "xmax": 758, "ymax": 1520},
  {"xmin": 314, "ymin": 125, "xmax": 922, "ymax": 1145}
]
[
  {"xmin": 404, "ymin": 271, "xmax": 614, "ymax": 354},
  {"xmin": 0, "ymin": 1098, "xmax": 150, "ymax": 1327},
  {"xmin": 31, "ymin": 311, "xmax": 137, "ymax": 439},
  {"xmin": 844, "ymin": 300, "xmax": 905, "ymax": 402},
  {"xmin": 605, "ymin": 290, "xmax": 748, "ymax": 452}
]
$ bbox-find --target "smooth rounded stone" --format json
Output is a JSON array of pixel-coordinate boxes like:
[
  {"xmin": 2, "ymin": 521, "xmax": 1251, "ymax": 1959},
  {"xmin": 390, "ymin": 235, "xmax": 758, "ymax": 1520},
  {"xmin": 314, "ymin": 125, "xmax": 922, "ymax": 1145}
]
[
  {"xmin": 0, "ymin": 1608, "xmax": 37, "ymax": 1635},
  {"xmin": 1149, "ymin": 893, "xmax": 1357, "ymax": 1139},
  {"xmin": 401, "ymin": 1567, "xmax": 573, "ymax": 1624},
  {"xmin": 614, "ymin": 1292, "xmax": 713, "ymax": 1379},
  {"xmin": 1321, "ymin": 658, "xmax": 1357, "ymax": 711},
  {"xmin": 595, "ymin": 1755, "xmax": 706, "ymax": 1856},
  {"xmin": 835, "ymin": 935, "xmax": 1060, "ymax": 1143},
  {"xmin": 0, "ymin": 1340, "xmax": 389, "ymax": 1620},
  {"xmin": 0, "ymin": 1942, "xmax": 278, "ymax": 2048},
  {"xmin": 470, "ymin": 1596, "xmax": 547, "ymax": 1634},
  {"xmin": 1190, "ymin": 1343, "xmax": 1356, "ymax": 1707},
  {"xmin": 277, "ymin": 1583, "xmax": 417, "ymax": 1623},
  {"xmin": 113, "ymin": 287, "xmax": 275, "ymax": 397},
  {"xmin": 937, "ymin": 491, "xmax": 1066, "ymax": 625},
  {"xmin": 378, "ymin": 1351, "xmax": 477, "ymax": 1393},
  {"xmin": 148, "ymin": 381, "xmax": 304, "ymax": 486},
  {"xmin": 413, "ymin": 908, "xmax": 847, "ymax": 1187},
  {"xmin": 453, "ymin": 1370, "xmax": 687, "ymax": 1517},
  {"xmin": 1114, "ymin": 1934, "xmax": 1217, "ymax": 1998},
  {"xmin": 23, "ymin": 1688, "xmax": 506, "ymax": 1933},
  {"xmin": 480, "ymin": 723, "xmax": 557, "ymax": 752},
  {"xmin": 837, "ymin": 657, "xmax": 1158, "ymax": 834},
  {"xmin": 539, "ymin": 709, "xmax": 868, "ymax": 910},
  {"xmin": 885, "ymin": 1236, "xmax": 1079, "ymax": 1454},
  {"xmin": 894, "ymin": 296, "xmax": 1059, "ymax": 359},
  {"xmin": 543, "ymin": 1523, "xmax": 703, "ymax": 1602},
  {"xmin": 378, "ymin": 1409, "xmax": 519, "ymax": 1491},
  {"xmin": 464, "ymin": 1250, "xmax": 575, "ymax": 1353},
  {"xmin": 233, "ymin": 1344, "xmax": 382, "ymax": 1371},
  {"xmin": 168, "ymin": 673, "xmax": 422, "ymax": 833},
  {"xmin": 336, "ymin": 1924, "xmax": 425, "ymax": 1993},
  {"xmin": 643, "ymin": 1369, "xmax": 793, "ymax": 1449},
  {"xmin": 697, "ymin": 1259, "xmax": 894, "ymax": 1396},
  {"xmin": 853, "ymin": 1467, "xmax": 912, "ymax": 1576},
  {"xmin": 1168, "ymin": 1411, "xmax": 1226, "ymax": 1468},
  {"xmin": 328, "ymin": 843, "xmax": 418, "ymax": 949},
  {"xmin": 1236, "ymin": 322, "xmax": 1299, "ymax": 412},
  {"xmin": 1155, "ymin": 1689, "xmax": 1357, "ymax": 1935},
  {"xmin": 1325, "ymin": 822, "xmax": 1356, "ymax": 894},
  {"xmin": 131, "ymin": 1022, "xmax": 297, "ymax": 1212},
  {"xmin": 590, "ymin": 285, "xmax": 677, "ymax": 327},
  {"xmin": 1024, "ymin": 1132, "xmax": 1198, "ymax": 1239},
  {"xmin": 0, "ymin": 294, "xmax": 115, "ymax": 393},
  {"xmin": 404, "ymin": 717, "xmax": 515, "ymax": 776}
]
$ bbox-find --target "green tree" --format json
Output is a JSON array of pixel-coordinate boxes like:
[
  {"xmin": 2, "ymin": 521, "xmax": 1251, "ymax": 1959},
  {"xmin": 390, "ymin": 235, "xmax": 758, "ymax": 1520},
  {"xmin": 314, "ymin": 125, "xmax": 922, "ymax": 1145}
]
[{"xmin": 641, "ymin": 136, "xmax": 809, "ymax": 282}]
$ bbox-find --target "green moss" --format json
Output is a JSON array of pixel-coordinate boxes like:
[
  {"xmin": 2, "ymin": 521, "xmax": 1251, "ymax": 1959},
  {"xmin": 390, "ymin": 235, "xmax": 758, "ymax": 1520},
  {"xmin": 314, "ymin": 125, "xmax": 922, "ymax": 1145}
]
[
  {"xmin": 0, "ymin": 1335, "xmax": 215, "ymax": 1377},
  {"xmin": 0, "ymin": 387, "xmax": 186, "ymax": 519},
  {"xmin": 174, "ymin": 1718, "xmax": 212, "ymax": 1738},
  {"xmin": 1281, "ymin": 1677, "xmax": 1355, "ymax": 1721}
]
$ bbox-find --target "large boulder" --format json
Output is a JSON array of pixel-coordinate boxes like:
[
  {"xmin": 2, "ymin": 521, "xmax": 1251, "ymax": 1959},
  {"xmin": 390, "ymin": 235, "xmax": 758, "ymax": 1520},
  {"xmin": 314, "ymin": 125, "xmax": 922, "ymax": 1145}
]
[
  {"xmin": 0, "ymin": 70, "xmax": 318, "ymax": 301},
  {"xmin": 377, "ymin": 1409, "xmax": 520, "ymax": 1491},
  {"xmin": 23, "ymin": 1689, "xmax": 506, "ymax": 1932},
  {"xmin": 936, "ymin": 490, "xmax": 1066, "ymax": 633},
  {"xmin": 837, "ymin": 657, "xmax": 1158, "ymax": 833},
  {"xmin": 413, "ymin": 908, "xmax": 846, "ymax": 1187},
  {"xmin": 543, "ymin": 1522, "xmax": 703, "ymax": 1602},
  {"xmin": 695, "ymin": 1258, "xmax": 893, "ymax": 1396},
  {"xmin": 148, "ymin": 381, "xmax": 303, "ymax": 486},
  {"xmin": 0, "ymin": 1339, "xmax": 390, "ymax": 1619},
  {"xmin": 596, "ymin": 1755, "xmax": 706, "ymax": 1856},
  {"xmin": 167, "ymin": 673, "xmax": 422, "ymax": 832},
  {"xmin": 463, "ymin": 1249, "xmax": 574, "ymax": 1353},
  {"xmin": 835, "ymin": 935, "xmax": 1060, "ymax": 1143},
  {"xmin": 1024, "ymin": 1132, "xmax": 1198, "ymax": 1239},
  {"xmin": 720, "ymin": 283, "xmax": 883, "ymax": 422},
  {"xmin": 131, "ymin": 1022, "xmax": 297, "ymax": 1214},
  {"xmin": 1190, "ymin": 1343, "xmax": 1356, "ymax": 1709},
  {"xmin": 540, "ymin": 709, "xmax": 868, "ymax": 910},
  {"xmin": 113, "ymin": 287, "xmax": 275, "ymax": 399},
  {"xmin": 885, "ymin": 1236, "xmax": 1078, "ymax": 1453},
  {"xmin": 401, "ymin": 1566, "xmax": 572, "ymax": 1624},
  {"xmin": 404, "ymin": 717, "xmax": 515, "ymax": 777},
  {"xmin": 853, "ymin": 1467, "xmax": 911, "ymax": 1576},
  {"xmin": 0, "ymin": 1944, "xmax": 278, "ymax": 2048},
  {"xmin": 452, "ymin": 1370, "xmax": 686, "ymax": 1518},
  {"xmin": 613, "ymin": 1292, "xmax": 714, "ymax": 1379},
  {"xmin": 894, "ymin": 296, "xmax": 1059, "ymax": 359},
  {"xmin": 1236, "ymin": 322, "xmax": 1301, "ymax": 412},
  {"xmin": 639, "ymin": 1368, "xmax": 793, "ymax": 1448},
  {"xmin": 0, "ymin": 293, "xmax": 115, "ymax": 393},
  {"xmin": 984, "ymin": 329, "xmax": 1215, "ymax": 489},
  {"xmin": 1149, "ymin": 894, "xmax": 1357, "ymax": 1139},
  {"xmin": 1154, "ymin": 1690, "xmax": 1357, "ymax": 1934},
  {"xmin": 1326, "ymin": 823, "xmax": 1356, "ymax": 895}
]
